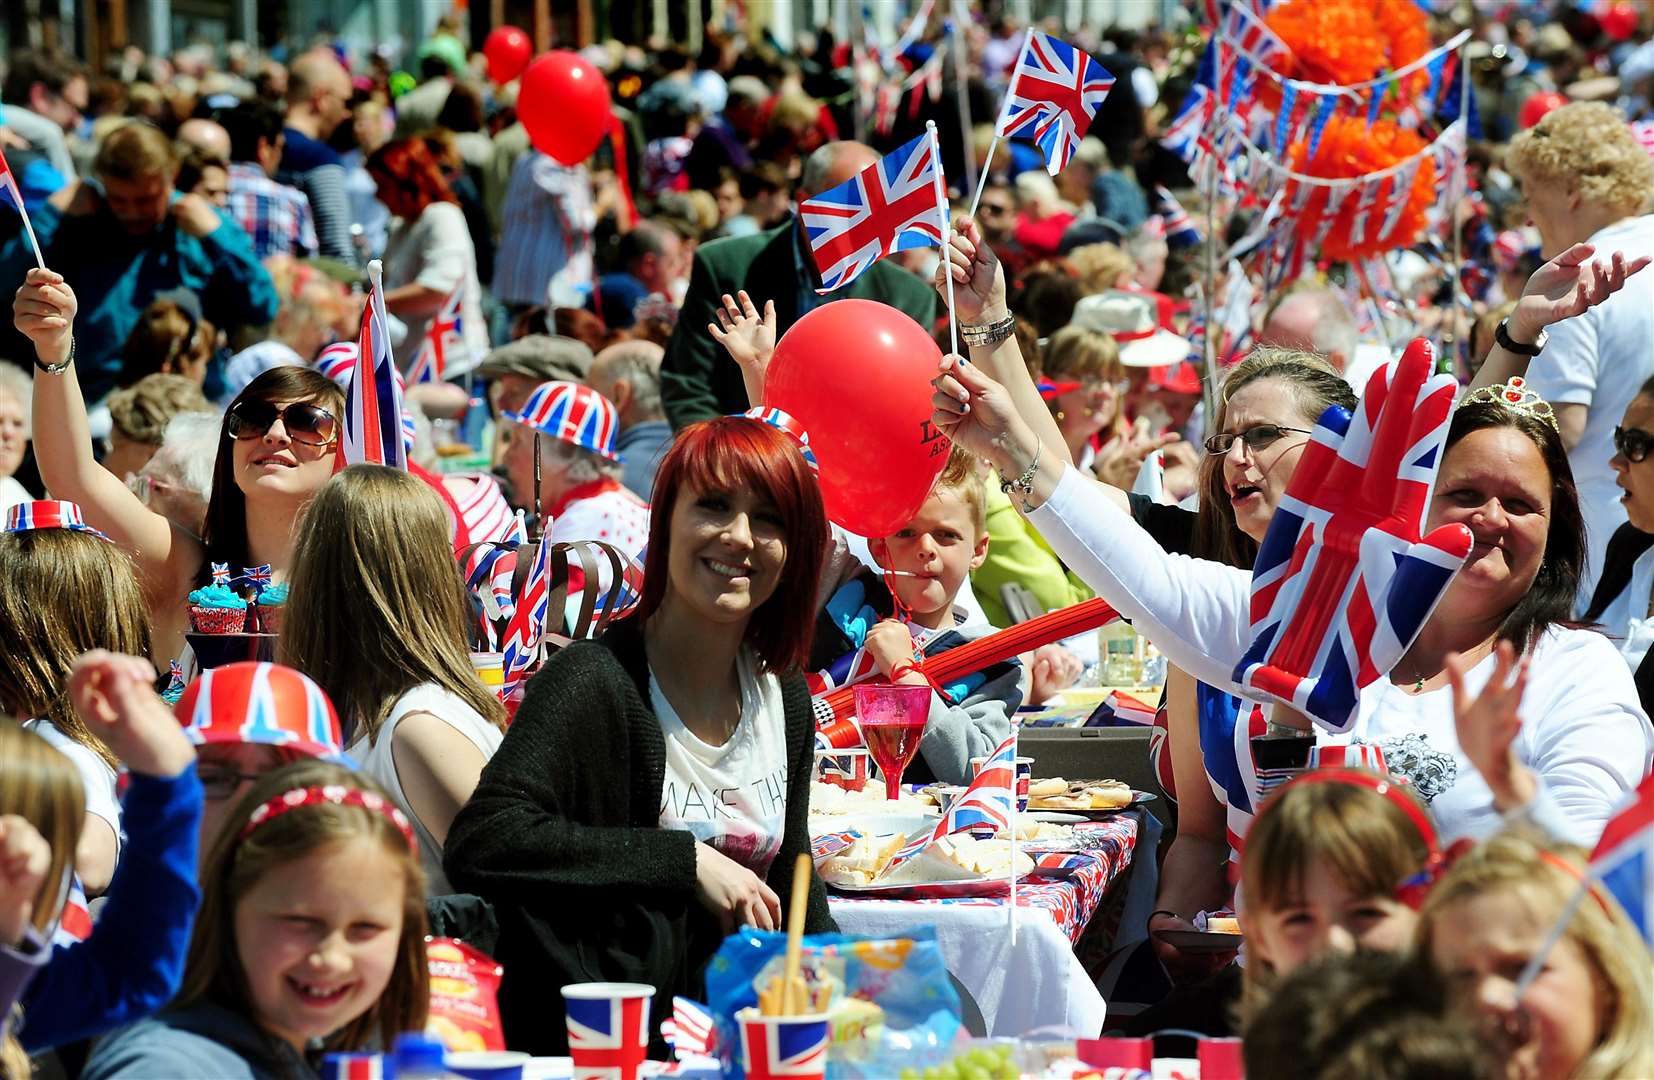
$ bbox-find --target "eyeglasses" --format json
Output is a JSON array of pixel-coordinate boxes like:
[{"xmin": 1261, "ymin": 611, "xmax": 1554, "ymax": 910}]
[
  {"xmin": 1203, "ymin": 424, "xmax": 1315, "ymax": 455},
  {"xmin": 196, "ymin": 763, "xmax": 267, "ymax": 800},
  {"xmin": 226, "ymin": 400, "xmax": 338, "ymax": 446},
  {"xmin": 1615, "ymin": 426, "xmax": 1653, "ymax": 464},
  {"xmin": 980, "ymin": 201, "xmax": 1014, "ymax": 216}
]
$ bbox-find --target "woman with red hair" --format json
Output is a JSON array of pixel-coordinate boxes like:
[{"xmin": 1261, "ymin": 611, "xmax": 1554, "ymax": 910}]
[
  {"xmin": 366, "ymin": 135, "xmax": 488, "ymax": 371},
  {"xmin": 443, "ymin": 415, "xmax": 835, "ymax": 1056}
]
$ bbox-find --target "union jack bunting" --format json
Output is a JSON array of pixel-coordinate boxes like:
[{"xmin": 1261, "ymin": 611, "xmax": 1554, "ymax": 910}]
[
  {"xmin": 337, "ymin": 264, "xmax": 408, "ymax": 471},
  {"xmin": 1232, "ymin": 339, "xmax": 1473, "ymax": 732},
  {"xmin": 1592, "ymin": 771, "xmax": 1654, "ymax": 943},
  {"xmin": 498, "ymin": 536, "xmax": 552, "ymax": 702},
  {"xmin": 564, "ymin": 992, "xmax": 650, "ymax": 1080},
  {"xmin": 885, "ymin": 732, "xmax": 1017, "ymax": 874},
  {"xmin": 1153, "ymin": 186, "xmax": 1201, "ymax": 248},
  {"xmin": 407, "ymin": 279, "xmax": 468, "ymax": 385},
  {"xmin": 798, "ymin": 132, "xmax": 948, "ymax": 293},
  {"xmin": 996, "ymin": 31, "xmax": 1114, "ymax": 176},
  {"xmin": 739, "ymin": 1013, "xmax": 830, "ymax": 1080}
]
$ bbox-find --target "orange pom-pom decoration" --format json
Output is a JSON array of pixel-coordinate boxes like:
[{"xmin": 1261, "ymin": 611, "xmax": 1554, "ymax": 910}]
[
  {"xmin": 1263, "ymin": 0, "xmax": 1430, "ymax": 97},
  {"xmin": 1283, "ymin": 115, "xmax": 1436, "ymax": 261}
]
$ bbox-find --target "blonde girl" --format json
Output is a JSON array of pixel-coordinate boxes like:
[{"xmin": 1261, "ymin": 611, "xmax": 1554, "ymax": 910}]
[
  {"xmin": 1417, "ymin": 831, "xmax": 1654, "ymax": 1080},
  {"xmin": 1039, "ymin": 325, "xmax": 1129, "ymax": 476},
  {"xmin": 280, "ymin": 465, "xmax": 506, "ymax": 895},
  {"xmin": 83, "ymin": 760, "xmax": 429, "ymax": 1080},
  {"xmin": 0, "ymin": 509, "xmax": 154, "ymax": 895}
]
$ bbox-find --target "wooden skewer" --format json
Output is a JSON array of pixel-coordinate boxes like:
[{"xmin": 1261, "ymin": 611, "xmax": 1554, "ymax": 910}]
[{"xmin": 781, "ymin": 853, "xmax": 811, "ymax": 1014}]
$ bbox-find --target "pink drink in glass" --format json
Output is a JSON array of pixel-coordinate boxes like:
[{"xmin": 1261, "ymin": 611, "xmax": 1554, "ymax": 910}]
[{"xmin": 854, "ymin": 682, "xmax": 931, "ymax": 802}]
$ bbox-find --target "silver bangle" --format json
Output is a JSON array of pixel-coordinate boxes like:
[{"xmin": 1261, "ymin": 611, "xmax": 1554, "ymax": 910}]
[
  {"xmin": 1000, "ymin": 439, "xmax": 1042, "ymax": 498},
  {"xmin": 961, "ymin": 312, "xmax": 1015, "ymax": 348}
]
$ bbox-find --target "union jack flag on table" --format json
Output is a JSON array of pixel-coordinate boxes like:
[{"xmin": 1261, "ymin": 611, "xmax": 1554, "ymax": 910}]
[
  {"xmin": 337, "ymin": 263, "xmax": 407, "ymax": 470},
  {"xmin": 1591, "ymin": 771, "xmax": 1654, "ymax": 944},
  {"xmin": 996, "ymin": 30, "xmax": 1114, "ymax": 176},
  {"xmin": 1233, "ymin": 339, "xmax": 1473, "ymax": 732},
  {"xmin": 799, "ymin": 132, "xmax": 948, "ymax": 293},
  {"xmin": 885, "ymin": 733, "xmax": 1017, "ymax": 873},
  {"xmin": 407, "ymin": 279, "xmax": 469, "ymax": 385},
  {"xmin": 564, "ymin": 992, "xmax": 651, "ymax": 1080},
  {"xmin": 739, "ymin": 1013, "xmax": 829, "ymax": 1080}
]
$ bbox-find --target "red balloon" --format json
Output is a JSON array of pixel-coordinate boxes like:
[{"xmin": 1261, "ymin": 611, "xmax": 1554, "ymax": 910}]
[
  {"xmin": 1519, "ymin": 91, "xmax": 1567, "ymax": 130},
  {"xmin": 764, "ymin": 300, "xmax": 950, "ymax": 538},
  {"xmin": 519, "ymin": 51, "xmax": 612, "ymax": 165},
  {"xmin": 1601, "ymin": 3, "xmax": 1638, "ymax": 42},
  {"xmin": 483, "ymin": 26, "xmax": 533, "ymax": 84}
]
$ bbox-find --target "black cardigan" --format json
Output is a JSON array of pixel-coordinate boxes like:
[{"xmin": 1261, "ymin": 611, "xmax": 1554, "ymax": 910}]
[{"xmin": 443, "ymin": 616, "xmax": 835, "ymax": 1055}]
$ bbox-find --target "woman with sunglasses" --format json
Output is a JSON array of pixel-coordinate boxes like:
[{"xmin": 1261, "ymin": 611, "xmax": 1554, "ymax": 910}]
[
  {"xmin": 1583, "ymin": 379, "xmax": 1654, "ymax": 716},
  {"xmin": 14, "ymin": 267, "xmax": 344, "ymax": 664}
]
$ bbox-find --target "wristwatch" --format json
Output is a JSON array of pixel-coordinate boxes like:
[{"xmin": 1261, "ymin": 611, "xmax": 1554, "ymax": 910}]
[
  {"xmin": 32, "ymin": 337, "xmax": 74, "ymax": 376},
  {"xmin": 1495, "ymin": 318, "xmax": 1548, "ymax": 357},
  {"xmin": 960, "ymin": 312, "xmax": 1015, "ymax": 348}
]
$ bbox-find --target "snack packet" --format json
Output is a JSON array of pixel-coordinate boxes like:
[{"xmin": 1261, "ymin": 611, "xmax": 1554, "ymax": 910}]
[{"xmin": 423, "ymin": 937, "xmax": 507, "ymax": 1053}]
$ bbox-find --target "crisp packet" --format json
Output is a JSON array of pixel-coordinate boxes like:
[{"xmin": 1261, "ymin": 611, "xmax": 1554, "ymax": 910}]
[
  {"xmin": 704, "ymin": 927, "xmax": 961, "ymax": 1079},
  {"xmin": 423, "ymin": 936, "xmax": 506, "ymax": 1053}
]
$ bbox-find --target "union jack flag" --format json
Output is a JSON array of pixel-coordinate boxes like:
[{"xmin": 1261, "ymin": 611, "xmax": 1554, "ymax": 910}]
[
  {"xmin": 810, "ymin": 829, "xmax": 863, "ymax": 862},
  {"xmin": 996, "ymin": 31, "xmax": 1114, "ymax": 176},
  {"xmin": 1232, "ymin": 339, "xmax": 1473, "ymax": 732},
  {"xmin": 799, "ymin": 131, "xmax": 948, "ymax": 293},
  {"xmin": 407, "ymin": 279, "xmax": 468, "ymax": 385},
  {"xmin": 739, "ymin": 1013, "xmax": 830, "ymax": 1080},
  {"xmin": 661, "ymin": 996, "xmax": 716, "ymax": 1057},
  {"xmin": 50, "ymin": 874, "xmax": 91, "ymax": 948},
  {"xmin": 337, "ymin": 263, "xmax": 407, "ymax": 471},
  {"xmin": 885, "ymin": 732, "xmax": 1017, "ymax": 873},
  {"xmin": 1592, "ymin": 771, "xmax": 1654, "ymax": 944},
  {"xmin": 498, "ymin": 536, "xmax": 552, "ymax": 702},
  {"xmin": 1153, "ymin": 186, "xmax": 1201, "ymax": 248},
  {"xmin": 0, "ymin": 146, "xmax": 24, "ymax": 215},
  {"xmin": 564, "ymin": 992, "xmax": 650, "ymax": 1080}
]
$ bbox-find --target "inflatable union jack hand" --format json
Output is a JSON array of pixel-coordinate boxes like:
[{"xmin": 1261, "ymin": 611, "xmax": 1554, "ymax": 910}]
[{"xmin": 1232, "ymin": 338, "xmax": 1474, "ymax": 732}]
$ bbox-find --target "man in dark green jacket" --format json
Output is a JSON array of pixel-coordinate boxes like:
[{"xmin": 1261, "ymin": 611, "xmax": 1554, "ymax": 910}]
[{"xmin": 661, "ymin": 141, "xmax": 939, "ymax": 428}]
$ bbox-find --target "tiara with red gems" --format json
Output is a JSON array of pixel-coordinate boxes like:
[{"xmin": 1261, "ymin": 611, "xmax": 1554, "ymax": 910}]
[{"xmin": 1457, "ymin": 376, "xmax": 1559, "ymax": 435}]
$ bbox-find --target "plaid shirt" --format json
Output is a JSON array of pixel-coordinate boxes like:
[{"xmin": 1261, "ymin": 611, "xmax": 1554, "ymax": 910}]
[{"xmin": 226, "ymin": 162, "xmax": 319, "ymax": 260}]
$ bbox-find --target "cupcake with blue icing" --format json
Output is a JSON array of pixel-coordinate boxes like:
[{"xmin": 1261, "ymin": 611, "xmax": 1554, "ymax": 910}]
[
  {"xmin": 254, "ymin": 581, "xmax": 288, "ymax": 635},
  {"xmin": 188, "ymin": 583, "xmax": 247, "ymax": 634}
]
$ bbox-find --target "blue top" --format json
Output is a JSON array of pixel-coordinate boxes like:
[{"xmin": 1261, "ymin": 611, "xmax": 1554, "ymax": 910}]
[
  {"xmin": 278, "ymin": 127, "xmax": 343, "ymax": 173},
  {"xmin": 81, "ymin": 1000, "xmax": 315, "ymax": 1080},
  {"xmin": 0, "ymin": 202, "xmax": 279, "ymax": 401},
  {"xmin": 20, "ymin": 769, "xmax": 203, "ymax": 1052}
]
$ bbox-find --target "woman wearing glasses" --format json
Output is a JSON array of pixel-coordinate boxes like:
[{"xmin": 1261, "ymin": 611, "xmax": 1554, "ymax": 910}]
[
  {"xmin": 14, "ymin": 266, "xmax": 343, "ymax": 664},
  {"xmin": 1583, "ymin": 383, "xmax": 1654, "ymax": 715}
]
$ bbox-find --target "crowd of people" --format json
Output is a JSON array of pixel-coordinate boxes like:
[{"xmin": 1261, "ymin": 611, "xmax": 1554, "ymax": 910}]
[{"xmin": 1, "ymin": 2, "xmax": 1654, "ymax": 1078}]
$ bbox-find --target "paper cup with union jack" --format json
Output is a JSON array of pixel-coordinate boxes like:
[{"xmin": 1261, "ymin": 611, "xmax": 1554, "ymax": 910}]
[
  {"xmin": 446, "ymin": 1051, "xmax": 531, "ymax": 1080},
  {"xmin": 735, "ymin": 1007, "xmax": 830, "ymax": 1080},
  {"xmin": 319, "ymin": 1053, "xmax": 389, "ymax": 1080},
  {"xmin": 561, "ymin": 982, "xmax": 654, "ymax": 1080}
]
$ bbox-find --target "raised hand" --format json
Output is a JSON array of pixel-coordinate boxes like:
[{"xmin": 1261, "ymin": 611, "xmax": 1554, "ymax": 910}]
[
  {"xmin": 13, "ymin": 267, "xmax": 76, "ymax": 361},
  {"xmin": 68, "ymin": 650, "xmax": 197, "ymax": 779},
  {"xmin": 930, "ymin": 353, "xmax": 1035, "ymax": 473},
  {"xmin": 1233, "ymin": 339, "xmax": 1475, "ymax": 732},
  {"xmin": 935, "ymin": 217, "xmax": 1008, "ymax": 324},
  {"xmin": 1448, "ymin": 641, "xmax": 1537, "ymax": 811},
  {"xmin": 1094, "ymin": 418, "xmax": 1182, "ymax": 492},
  {"xmin": 707, "ymin": 290, "xmax": 776, "ymax": 377},
  {"xmin": 0, "ymin": 816, "xmax": 50, "ymax": 947},
  {"xmin": 1510, "ymin": 243, "xmax": 1651, "ymax": 341}
]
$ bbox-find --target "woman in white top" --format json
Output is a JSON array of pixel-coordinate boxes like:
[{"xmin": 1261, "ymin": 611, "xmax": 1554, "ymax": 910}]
[
  {"xmin": 279, "ymin": 464, "xmax": 506, "ymax": 894},
  {"xmin": 930, "ymin": 219, "xmax": 1654, "ymax": 850}
]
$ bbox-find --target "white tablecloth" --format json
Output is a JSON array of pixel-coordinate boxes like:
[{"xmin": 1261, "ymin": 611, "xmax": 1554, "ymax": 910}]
[{"xmin": 828, "ymin": 898, "xmax": 1107, "ymax": 1038}]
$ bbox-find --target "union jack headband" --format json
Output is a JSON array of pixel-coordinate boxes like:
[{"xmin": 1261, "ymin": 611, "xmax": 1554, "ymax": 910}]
[
  {"xmin": 238, "ymin": 785, "xmax": 416, "ymax": 852},
  {"xmin": 734, "ymin": 407, "xmax": 819, "ymax": 476},
  {"xmin": 1457, "ymin": 376, "xmax": 1559, "ymax": 435},
  {"xmin": 4, "ymin": 500, "xmax": 111, "ymax": 542}
]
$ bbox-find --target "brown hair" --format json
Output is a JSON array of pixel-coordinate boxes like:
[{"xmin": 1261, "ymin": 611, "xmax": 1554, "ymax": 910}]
[
  {"xmin": 1192, "ymin": 347, "xmax": 1356, "ymax": 568},
  {"xmin": 177, "ymin": 759, "xmax": 430, "ymax": 1053},
  {"xmin": 0, "ymin": 531, "xmax": 152, "ymax": 769},
  {"xmin": 1239, "ymin": 773, "xmax": 1434, "ymax": 1015},
  {"xmin": 1065, "ymin": 242, "xmax": 1136, "ymax": 295},
  {"xmin": 94, "ymin": 121, "xmax": 178, "ymax": 182},
  {"xmin": 119, "ymin": 300, "xmax": 217, "ymax": 387},
  {"xmin": 107, "ymin": 373, "xmax": 215, "ymax": 446},
  {"xmin": 201, "ymin": 366, "xmax": 346, "ymax": 586},
  {"xmin": 280, "ymin": 465, "xmax": 506, "ymax": 744},
  {"xmin": 1417, "ymin": 831, "xmax": 1654, "ymax": 1079}
]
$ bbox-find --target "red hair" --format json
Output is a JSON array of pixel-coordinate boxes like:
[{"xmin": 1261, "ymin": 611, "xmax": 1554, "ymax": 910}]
[
  {"xmin": 641, "ymin": 417, "xmax": 827, "ymax": 674},
  {"xmin": 366, "ymin": 137, "xmax": 456, "ymax": 214}
]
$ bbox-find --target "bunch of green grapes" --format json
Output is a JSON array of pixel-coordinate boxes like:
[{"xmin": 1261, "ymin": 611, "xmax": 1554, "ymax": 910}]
[{"xmin": 898, "ymin": 1042, "xmax": 1019, "ymax": 1080}]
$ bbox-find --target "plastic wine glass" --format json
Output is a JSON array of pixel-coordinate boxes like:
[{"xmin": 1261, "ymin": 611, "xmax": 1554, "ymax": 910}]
[{"xmin": 854, "ymin": 681, "xmax": 931, "ymax": 802}]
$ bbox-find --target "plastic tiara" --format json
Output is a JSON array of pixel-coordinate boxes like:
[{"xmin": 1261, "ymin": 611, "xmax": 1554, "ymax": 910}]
[{"xmin": 1457, "ymin": 376, "xmax": 1560, "ymax": 435}]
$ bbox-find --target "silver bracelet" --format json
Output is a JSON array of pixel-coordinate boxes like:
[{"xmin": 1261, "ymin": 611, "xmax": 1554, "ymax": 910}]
[
  {"xmin": 960, "ymin": 312, "xmax": 1015, "ymax": 348},
  {"xmin": 1000, "ymin": 439, "xmax": 1042, "ymax": 498}
]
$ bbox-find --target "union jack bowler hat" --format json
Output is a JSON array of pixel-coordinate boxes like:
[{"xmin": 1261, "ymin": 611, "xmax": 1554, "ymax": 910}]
[
  {"xmin": 505, "ymin": 380, "xmax": 623, "ymax": 463},
  {"xmin": 175, "ymin": 661, "xmax": 349, "ymax": 763}
]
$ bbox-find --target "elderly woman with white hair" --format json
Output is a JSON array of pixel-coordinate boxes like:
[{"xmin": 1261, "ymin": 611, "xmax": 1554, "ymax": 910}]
[{"xmin": 0, "ymin": 365, "xmax": 34, "ymax": 510}]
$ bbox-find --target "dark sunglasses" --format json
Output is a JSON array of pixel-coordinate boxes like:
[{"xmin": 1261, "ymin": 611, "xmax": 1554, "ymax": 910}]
[
  {"xmin": 1203, "ymin": 424, "xmax": 1314, "ymax": 455},
  {"xmin": 227, "ymin": 400, "xmax": 338, "ymax": 446},
  {"xmin": 1615, "ymin": 426, "xmax": 1653, "ymax": 464}
]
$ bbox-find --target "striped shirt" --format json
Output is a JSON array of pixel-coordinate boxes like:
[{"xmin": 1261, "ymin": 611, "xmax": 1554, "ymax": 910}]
[
  {"xmin": 493, "ymin": 150, "xmax": 595, "ymax": 307},
  {"xmin": 225, "ymin": 163, "xmax": 319, "ymax": 260}
]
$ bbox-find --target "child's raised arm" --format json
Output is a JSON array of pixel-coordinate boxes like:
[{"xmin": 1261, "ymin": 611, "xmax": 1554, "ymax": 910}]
[{"xmin": 707, "ymin": 290, "xmax": 776, "ymax": 409}]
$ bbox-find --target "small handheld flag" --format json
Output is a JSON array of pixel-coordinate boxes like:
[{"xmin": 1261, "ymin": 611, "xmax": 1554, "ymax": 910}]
[
  {"xmin": 798, "ymin": 131, "xmax": 948, "ymax": 294},
  {"xmin": 337, "ymin": 261, "xmax": 408, "ymax": 471},
  {"xmin": 0, "ymin": 146, "xmax": 45, "ymax": 269},
  {"xmin": 407, "ymin": 278, "xmax": 470, "ymax": 385}
]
